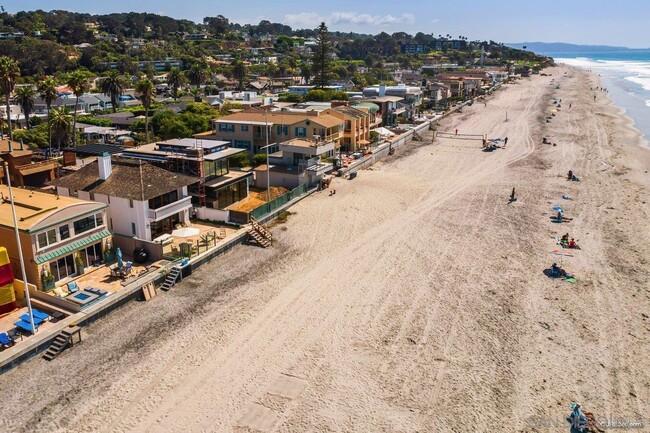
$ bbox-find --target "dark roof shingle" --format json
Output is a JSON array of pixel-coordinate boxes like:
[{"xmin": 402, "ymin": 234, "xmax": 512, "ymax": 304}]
[{"xmin": 58, "ymin": 157, "xmax": 197, "ymax": 201}]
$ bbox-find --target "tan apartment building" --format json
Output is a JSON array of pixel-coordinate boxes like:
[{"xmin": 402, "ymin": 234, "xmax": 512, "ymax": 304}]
[
  {"xmin": 205, "ymin": 108, "xmax": 344, "ymax": 156},
  {"xmin": 0, "ymin": 186, "xmax": 110, "ymax": 291},
  {"xmin": 323, "ymin": 106, "xmax": 371, "ymax": 152}
]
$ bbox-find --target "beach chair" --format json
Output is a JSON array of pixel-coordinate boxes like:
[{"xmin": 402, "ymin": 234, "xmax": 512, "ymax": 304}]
[
  {"xmin": 0, "ymin": 332, "xmax": 14, "ymax": 349},
  {"xmin": 32, "ymin": 309, "xmax": 51, "ymax": 321},
  {"xmin": 20, "ymin": 314, "xmax": 46, "ymax": 326},
  {"xmin": 14, "ymin": 320, "xmax": 38, "ymax": 334},
  {"xmin": 67, "ymin": 281, "xmax": 79, "ymax": 294}
]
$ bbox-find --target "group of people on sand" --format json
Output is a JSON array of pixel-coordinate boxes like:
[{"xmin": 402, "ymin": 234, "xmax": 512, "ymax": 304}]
[{"xmin": 560, "ymin": 232, "xmax": 577, "ymax": 249}]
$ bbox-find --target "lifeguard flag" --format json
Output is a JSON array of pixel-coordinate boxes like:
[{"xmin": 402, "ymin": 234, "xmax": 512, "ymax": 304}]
[{"xmin": 0, "ymin": 247, "xmax": 17, "ymax": 314}]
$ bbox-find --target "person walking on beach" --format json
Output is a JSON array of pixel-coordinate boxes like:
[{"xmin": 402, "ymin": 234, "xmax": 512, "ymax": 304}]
[
  {"xmin": 455, "ymin": 128, "xmax": 458, "ymax": 136},
  {"xmin": 504, "ymin": 137, "xmax": 508, "ymax": 147}
]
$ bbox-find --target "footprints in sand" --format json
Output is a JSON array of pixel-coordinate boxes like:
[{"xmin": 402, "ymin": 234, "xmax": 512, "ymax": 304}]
[{"xmin": 237, "ymin": 373, "xmax": 308, "ymax": 431}]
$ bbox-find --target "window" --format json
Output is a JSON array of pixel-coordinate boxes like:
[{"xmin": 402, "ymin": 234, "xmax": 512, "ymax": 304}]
[
  {"xmin": 83, "ymin": 242, "xmax": 103, "ymax": 267},
  {"xmin": 131, "ymin": 223, "xmax": 136, "ymax": 236},
  {"xmin": 109, "ymin": 218, "xmax": 113, "ymax": 231},
  {"xmin": 95, "ymin": 213, "xmax": 103, "ymax": 227},
  {"xmin": 37, "ymin": 229, "xmax": 57, "ymax": 249},
  {"xmin": 73, "ymin": 216, "xmax": 97, "ymax": 235},
  {"xmin": 69, "ymin": 189, "xmax": 78, "ymax": 198},
  {"xmin": 50, "ymin": 254, "xmax": 75, "ymax": 282},
  {"xmin": 241, "ymin": 124, "xmax": 249, "ymax": 132},
  {"xmin": 232, "ymin": 140, "xmax": 251, "ymax": 150},
  {"xmin": 295, "ymin": 127, "xmax": 306, "ymax": 137},
  {"xmin": 89, "ymin": 192, "xmax": 95, "ymax": 201},
  {"xmin": 129, "ymin": 199, "xmax": 134, "ymax": 208},
  {"xmin": 59, "ymin": 225, "xmax": 70, "ymax": 241},
  {"xmin": 148, "ymin": 190, "xmax": 179, "ymax": 209},
  {"xmin": 218, "ymin": 123, "xmax": 235, "ymax": 132}
]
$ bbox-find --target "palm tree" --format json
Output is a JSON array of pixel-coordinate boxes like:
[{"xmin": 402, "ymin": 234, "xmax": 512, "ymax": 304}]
[
  {"xmin": 0, "ymin": 56, "xmax": 20, "ymax": 140},
  {"xmin": 185, "ymin": 63, "xmax": 209, "ymax": 90},
  {"xmin": 99, "ymin": 70, "xmax": 126, "ymax": 113},
  {"xmin": 13, "ymin": 86, "xmax": 36, "ymax": 130},
  {"xmin": 50, "ymin": 107, "xmax": 73, "ymax": 152},
  {"xmin": 38, "ymin": 76, "xmax": 58, "ymax": 153},
  {"xmin": 66, "ymin": 70, "xmax": 89, "ymax": 145},
  {"xmin": 167, "ymin": 67, "xmax": 185, "ymax": 100},
  {"xmin": 135, "ymin": 77, "xmax": 154, "ymax": 143}
]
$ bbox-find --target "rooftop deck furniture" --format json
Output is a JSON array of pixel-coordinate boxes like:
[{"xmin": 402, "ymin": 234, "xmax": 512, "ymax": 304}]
[
  {"xmin": 31, "ymin": 309, "xmax": 51, "ymax": 321},
  {"xmin": 67, "ymin": 281, "xmax": 79, "ymax": 294},
  {"xmin": 14, "ymin": 319, "xmax": 38, "ymax": 334},
  {"xmin": 0, "ymin": 332, "xmax": 14, "ymax": 349},
  {"xmin": 20, "ymin": 314, "xmax": 46, "ymax": 326}
]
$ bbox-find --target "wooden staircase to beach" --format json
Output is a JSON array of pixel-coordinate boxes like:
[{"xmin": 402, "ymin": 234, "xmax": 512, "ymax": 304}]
[
  {"xmin": 42, "ymin": 326, "xmax": 81, "ymax": 361},
  {"xmin": 160, "ymin": 267, "xmax": 181, "ymax": 291},
  {"xmin": 248, "ymin": 217, "xmax": 272, "ymax": 248}
]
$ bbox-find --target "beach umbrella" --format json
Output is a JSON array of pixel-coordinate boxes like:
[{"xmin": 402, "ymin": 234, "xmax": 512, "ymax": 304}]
[
  {"xmin": 553, "ymin": 205, "xmax": 563, "ymax": 213},
  {"xmin": 171, "ymin": 227, "xmax": 200, "ymax": 238},
  {"xmin": 116, "ymin": 247, "xmax": 123, "ymax": 268},
  {"xmin": 551, "ymin": 248, "xmax": 573, "ymax": 267}
]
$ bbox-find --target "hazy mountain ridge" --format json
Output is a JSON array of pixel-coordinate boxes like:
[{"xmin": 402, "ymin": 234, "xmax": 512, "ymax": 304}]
[{"xmin": 507, "ymin": 42, "xmax": 650, "ymax": 53}]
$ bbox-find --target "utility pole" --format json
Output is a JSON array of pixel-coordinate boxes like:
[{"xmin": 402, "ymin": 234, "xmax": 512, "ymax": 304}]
[{"xmin": 3, "ymin": 162, "xmax": 36, "ymax": 334}]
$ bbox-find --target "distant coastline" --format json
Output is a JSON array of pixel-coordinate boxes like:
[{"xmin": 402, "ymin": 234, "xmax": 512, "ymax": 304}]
[{"xmin": 548, "ymin": 51, "xmax": 650, "ymax": 147}]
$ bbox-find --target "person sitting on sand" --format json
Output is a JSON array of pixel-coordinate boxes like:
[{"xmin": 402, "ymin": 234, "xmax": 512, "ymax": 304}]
[
  {"xmin": 561, "ymin": 233, "xmax": 569, "ymax": 243},
  {"xmin": 567, "ymin": 170, "xmax": 573, "ymax": 180},
  {"xmin": 569, "ymin": 238, "xmax": 576, "ymax": 248},
  {"xmin": 510, "ymin": 187, "xmax": 516, "ymax": 201},
  {"xmin": 566, "ymin": 403, "xmax": 588, "ymax": 433}
]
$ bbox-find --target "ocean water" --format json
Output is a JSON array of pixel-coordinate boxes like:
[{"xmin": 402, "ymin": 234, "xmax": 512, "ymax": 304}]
[{"xmin": 543, "ymin": 50, "xmax": 650, "ymax": 145}]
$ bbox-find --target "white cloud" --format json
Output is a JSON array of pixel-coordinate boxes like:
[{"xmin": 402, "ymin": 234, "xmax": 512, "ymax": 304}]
[
  {"xmin": 284, "ymin": 12, "xmax": 323, "ymax": 28},
  {"xmin": 431, "ymin": 18, "xmax": 440, "ymax": 24},
  {"xmin": 330, "ymin": 12, "xmax": 415, "ymax": 26}
]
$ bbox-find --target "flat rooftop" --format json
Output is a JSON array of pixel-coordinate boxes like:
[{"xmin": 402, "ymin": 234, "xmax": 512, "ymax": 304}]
[
  {"xmin": 156, "ymin": 138, "xmax": 230, "ymax": 150},
  {"xmin": 121, "ymin": 142, "xmax": 243, "ymax": 162},
  {"xmin": 0, "ymin": 185, "xmax": 105, "ymax": 232}
]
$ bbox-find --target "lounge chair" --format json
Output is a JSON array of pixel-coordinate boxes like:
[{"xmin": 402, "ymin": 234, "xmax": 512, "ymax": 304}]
[
  {"xmin": 20, "ymin": 314, "xmax": 46, "ymax": 326},
  {"xmin": 0, "ymin": 332, "xmax": 14, "ymax": 349},
  {"xmin": 31, "ymin": 309, "xmax": 51, "ymax": 321},
  {"xmin": 14, "ymin": 320, "xmax": 38, "ymax": 334},
  {"xmin": 67, "ymin": 281, "xmax": 79, "ymax": 293}
]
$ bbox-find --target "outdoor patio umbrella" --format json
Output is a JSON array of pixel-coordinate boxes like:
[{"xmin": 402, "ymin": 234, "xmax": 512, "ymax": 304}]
[
  {"xmin": 171, "ymin": 227, "xmax": 200, "ymax": 238},
  {"xmin": 551, "ymin": 248, "xmax": 573, "ymax": 267},
  {"xmin": 116, "ymin": 247, "xmax": 123, "ymax": 268}
]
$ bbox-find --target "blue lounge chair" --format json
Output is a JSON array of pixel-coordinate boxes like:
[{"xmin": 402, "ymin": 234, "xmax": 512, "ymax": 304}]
[
  {"xmin": 0, "ymin": 332, "xmax": 14, "ymax": 348},
  {"xmin": 67, "ymin": 281, "xmax": 79, "ymax": 293},
  {"xmin": 14, "ymin": 320, "xmax": 38, "ymax": 334},
  {"xmin": 31, "ymin": 309, "xmax": 50, "ymax": 321},
  {"xmin": 20, "ymin": 314, "xmax": 46, "ymax": 326}
]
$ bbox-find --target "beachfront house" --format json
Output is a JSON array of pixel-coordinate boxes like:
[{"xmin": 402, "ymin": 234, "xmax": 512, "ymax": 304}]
[
  {"xmin": 120, "ymin": 138, "xmax": 253, "ymax": 211},
  {"xmin": 57, "ymin": 155, "xmax": 196, "ymax": 242},
  {"xmin": 0, "ymin": 185, "xmax": 110, "ymax": 291},
  {"xmin": 322, "ymin": 105, "xmax": 371, "ymax": 152},
  {"xmin": 207, "ymin": 108, "xmax": 344, "ymax": 157},
  {"xmin": 254, "ymin": 137, "xmax": 335, "ymax": 189}
]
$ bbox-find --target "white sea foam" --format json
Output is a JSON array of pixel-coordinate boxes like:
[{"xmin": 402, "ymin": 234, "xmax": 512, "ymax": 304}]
[
  {"xmin": 625, "ymin": 75, "xmax": 650, "ymax": 91},
  {"xmin": 646, "ymin": 99, "xmax": 650, "ymax": 108}
]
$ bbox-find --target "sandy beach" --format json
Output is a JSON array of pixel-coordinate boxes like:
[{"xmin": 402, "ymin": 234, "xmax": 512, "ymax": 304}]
[{"xmin": 1, "ymin": 66, "xmax": 648, "ymax": 432}]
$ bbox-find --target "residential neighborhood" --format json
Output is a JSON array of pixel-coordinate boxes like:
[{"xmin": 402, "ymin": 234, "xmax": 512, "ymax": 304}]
[{"xmin": 0, "ymin": 7, "xmax": 551, "ymax": 380}]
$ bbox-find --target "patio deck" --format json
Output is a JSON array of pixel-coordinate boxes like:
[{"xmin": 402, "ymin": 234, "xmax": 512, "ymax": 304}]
[
  {"xmin": 0, "ymin": 307, "xmax": 57, "ymax": 350},
  {"xmin": 161, "ymin": 221, "xmax": 239, "ymax": 259}
]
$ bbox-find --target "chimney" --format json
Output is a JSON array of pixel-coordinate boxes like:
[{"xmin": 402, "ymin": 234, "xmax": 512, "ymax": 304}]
[
  {"xmin": 379, "ymin": 84, "xmax": 386, "ymax": 97},
  {"xmin": 98, "ymin": 152, "xmax": 112, "ymax": 180}
]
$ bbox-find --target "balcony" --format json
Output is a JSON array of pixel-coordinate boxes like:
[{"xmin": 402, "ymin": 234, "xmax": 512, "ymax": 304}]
[
  {"xmin": 147, "ymin": 196, "xmax": 192, "ymax": 221},
  {"xmin": 16, "ymin": 159, "xmax": 58, "ymax": 176}
]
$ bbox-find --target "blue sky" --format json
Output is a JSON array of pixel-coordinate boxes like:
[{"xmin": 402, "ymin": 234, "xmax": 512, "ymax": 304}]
[{"xmin": 4, "ymin": 0, "xmax": 649, "ymax": 47}]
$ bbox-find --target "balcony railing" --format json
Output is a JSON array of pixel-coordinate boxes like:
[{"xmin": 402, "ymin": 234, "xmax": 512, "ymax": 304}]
[
  {"xmin": 147, "ymin": 196, "xmax": 193, "ymax": 221},
  {"xmin": 16, "ymin": 159, "xmax": 58, "ymax": 176}
]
